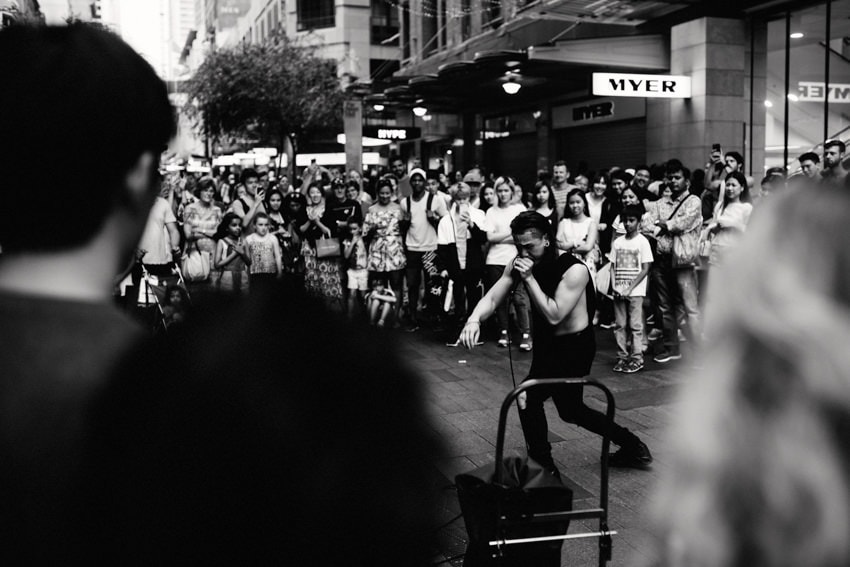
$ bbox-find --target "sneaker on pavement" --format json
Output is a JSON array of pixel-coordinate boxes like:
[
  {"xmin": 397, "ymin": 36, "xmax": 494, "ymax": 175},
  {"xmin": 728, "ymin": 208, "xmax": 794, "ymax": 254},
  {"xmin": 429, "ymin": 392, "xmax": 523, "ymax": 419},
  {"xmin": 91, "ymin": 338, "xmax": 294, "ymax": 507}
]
[
  {"xmin": 609, "ymin": 440, "xmax": 653, "ymax": 469},
  {"xmin": 497, "ymin": 330, "xmax": 509, "ymax": 347},
  {"xmin": 653, "ymin": 350, "xmax": 682, "ymax": 363},
  {"xmin": 519, "ymin": 333, "xmax": 533, "ymax": 352},
  {"xmin": 613, "ymin": 360, "xmax": 627, "ymax": 373},
  {"xmin": 623, "ymin": 360, "xmax": 644, "ymax": 373}
]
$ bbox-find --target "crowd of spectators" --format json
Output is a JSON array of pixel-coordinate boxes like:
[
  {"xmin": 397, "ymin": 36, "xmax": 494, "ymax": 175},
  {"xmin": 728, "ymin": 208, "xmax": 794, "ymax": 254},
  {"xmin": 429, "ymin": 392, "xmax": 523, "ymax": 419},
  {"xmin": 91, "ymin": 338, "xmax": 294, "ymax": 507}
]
[{"xmin": 133, "ymin": 140, "xmax": 847, "ymax": 371}]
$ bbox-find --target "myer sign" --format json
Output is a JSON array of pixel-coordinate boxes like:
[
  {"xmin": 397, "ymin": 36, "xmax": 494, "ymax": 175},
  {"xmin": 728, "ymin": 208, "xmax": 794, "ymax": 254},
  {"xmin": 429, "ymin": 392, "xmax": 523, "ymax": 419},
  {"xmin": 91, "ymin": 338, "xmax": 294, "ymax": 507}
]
[
  {"xmin": 798, "ymin": 82, "xmax": 850, "ymax": 103},
  {"xmin": 593, "ymin": 73, "xmax": 692, "ymax": 99}
]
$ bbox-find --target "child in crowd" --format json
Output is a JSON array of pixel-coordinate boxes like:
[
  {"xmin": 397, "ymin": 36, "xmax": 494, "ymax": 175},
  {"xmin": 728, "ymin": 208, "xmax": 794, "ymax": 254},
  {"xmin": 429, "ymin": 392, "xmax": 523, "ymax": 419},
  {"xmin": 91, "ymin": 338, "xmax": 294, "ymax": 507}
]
[
  {"xmin": 213, "ymin": 212, "xmax": 251, "ymax": 294},
  {"xmin": 611, "ymin": 205, "xmax": 654, "ymax": 373},
  {"xmin": 366, "ymin": 279, "xmax": 397, "ymax": 327},
  {"xmin": 245, "ymin": 212, "xmax": 282, "ymax": 289},
  {"xmin": 161, "ymin": 284, "xmax": 189, "ymax": 329},
  {"xmin": 343, "ymin": 219, "xmax": 369, "ymax": 318}
]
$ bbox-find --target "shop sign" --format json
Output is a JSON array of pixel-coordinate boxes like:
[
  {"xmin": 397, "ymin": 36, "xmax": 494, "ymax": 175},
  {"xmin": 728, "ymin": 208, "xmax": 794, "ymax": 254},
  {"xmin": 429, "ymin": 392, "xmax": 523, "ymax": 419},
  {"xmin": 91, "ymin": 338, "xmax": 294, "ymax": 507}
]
[
  {"xmin": 552, "ymin": 97, "xmax": 645, "ymax": 129},
  {"xmin": 362, "ymin": 126, "xmax": 421, "ymax": 141},
  {"xmin": 798, "ymin": 82, "xmax": 850, "ymax": 103},
  {"xmin": 592, "ymin": 73, "xmax": 691, "ymax": 99}
]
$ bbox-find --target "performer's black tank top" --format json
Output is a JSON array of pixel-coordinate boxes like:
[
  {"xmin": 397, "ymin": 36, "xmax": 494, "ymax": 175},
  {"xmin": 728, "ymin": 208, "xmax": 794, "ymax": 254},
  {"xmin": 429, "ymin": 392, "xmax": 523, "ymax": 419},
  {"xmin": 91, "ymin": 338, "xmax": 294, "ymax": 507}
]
[{"xmin": 528, "ymin": 253, "xmax": 596, "ymax": 340}]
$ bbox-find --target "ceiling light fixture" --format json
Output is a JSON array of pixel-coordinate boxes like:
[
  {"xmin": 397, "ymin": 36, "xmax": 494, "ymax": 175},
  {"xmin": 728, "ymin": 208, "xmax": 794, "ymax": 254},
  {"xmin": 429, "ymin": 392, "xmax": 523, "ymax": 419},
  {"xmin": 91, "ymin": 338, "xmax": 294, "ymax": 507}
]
[
  {"xmin": 413, "ymin": 106, "xmax": 428, "ymax": 116},
  {"xmin": 790, "ymin": 32, "xmax": 804, "ymax": 39},
  {"xmin": 764, "ymin": 100, "xmax": 773, "ymax": 108},
  {"xmin": 502, "ymin": 76, "xmax": 521, "ymax": 95},
  {"xmin": 422, "ymin": 114, "xmax": 433, "ymax": 121},
  {"xmin": 787, "ymin": 93, "xmax": 799, "ymax": 102},
  {"xmin": 373, "ymin": 104, "xmax": 385, "ymax": 111}
]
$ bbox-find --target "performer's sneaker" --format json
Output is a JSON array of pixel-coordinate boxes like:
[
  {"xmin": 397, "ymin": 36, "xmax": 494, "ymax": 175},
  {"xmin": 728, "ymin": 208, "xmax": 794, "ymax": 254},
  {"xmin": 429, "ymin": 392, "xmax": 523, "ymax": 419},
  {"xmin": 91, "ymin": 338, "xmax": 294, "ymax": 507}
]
[
  {"xmin": 623, "ymin": 360, "xmax": 644, "ymax": 373},
  {"xmin": 497, "ymin": 330, "xmax": 509, "ymax": 347},
  {"xmin": 609, "ymin": 441, "xmax": 653, "ymax": 469},
  {"xmin": 653, "ymin": 350, "xmax": 682, "ymax": 363},
  {"xmin": 519, "ymin": 333, "xmax": 532, "ymax": 352},
  {"xmin": 613, "ymin": 360, "xmax": 627, "ymax": 373}
]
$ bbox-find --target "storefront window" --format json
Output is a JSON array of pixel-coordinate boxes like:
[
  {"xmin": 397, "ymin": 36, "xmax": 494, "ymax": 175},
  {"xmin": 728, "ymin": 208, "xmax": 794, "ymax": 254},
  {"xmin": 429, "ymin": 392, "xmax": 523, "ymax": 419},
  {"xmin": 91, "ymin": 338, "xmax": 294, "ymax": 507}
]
[{"xmin": 764, "ymin": 0, "xmax": 850, "ymax": 173}]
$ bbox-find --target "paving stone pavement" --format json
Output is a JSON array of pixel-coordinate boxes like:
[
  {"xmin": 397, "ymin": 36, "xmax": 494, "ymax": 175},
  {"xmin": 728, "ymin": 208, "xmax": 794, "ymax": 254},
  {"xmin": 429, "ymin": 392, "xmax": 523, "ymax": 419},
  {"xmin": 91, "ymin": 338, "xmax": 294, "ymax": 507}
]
[{"xmin": 398, "ymin": 326, "xmax": 694, "ymax": 567}]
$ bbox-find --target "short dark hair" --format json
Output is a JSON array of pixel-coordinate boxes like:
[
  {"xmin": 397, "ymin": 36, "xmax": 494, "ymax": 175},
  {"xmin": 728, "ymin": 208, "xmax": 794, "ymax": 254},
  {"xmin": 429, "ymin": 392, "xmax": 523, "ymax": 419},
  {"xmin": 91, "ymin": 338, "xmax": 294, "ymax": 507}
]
[
  {"xmin": 665, "ymin": 159, "xmax": 691, "ymax": 180},
  {"xmin": 510, "ymin": 210, "xmax": 555, "ymax": 243},
  {"xmin": 824, "ymin": 139, "xmax": 846, "ymax": 153},
  {"xmin": 253, "ymin": 212, "xmax": 269, "ymax": 223},
  {"xmin": 241, "ymin": 168, "xmax": 259, "ymax": 184},
  {"xmin": 553, "ymin": 160, "xmax": 568, "ymax": 170},
  {"xmin": 799, "ymin": 152, "xmax": 820, "ymax": 164},
  {"xmin": 0, "ymin": 24, "xmax": 175, "ymax": 252},
  {"xmin": 726, "ymin": 151, "xmax": 745, "ymax": 167},
  {"xmin": 621, "ymin": 205, "xmax": 643, "ymax": 221}
]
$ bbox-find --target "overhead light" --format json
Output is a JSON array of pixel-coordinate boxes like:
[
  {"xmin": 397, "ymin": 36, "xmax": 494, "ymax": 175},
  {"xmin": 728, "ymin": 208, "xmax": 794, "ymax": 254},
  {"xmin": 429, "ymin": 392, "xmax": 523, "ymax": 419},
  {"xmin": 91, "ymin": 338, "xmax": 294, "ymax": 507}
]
[
  {"xmin": 422, "ymin": 114, "xmax": 432, "ymax": 121},
  {"xmin": 764, "ymin": 100, "xmax": 773, "ymax": 108},
  {"xmin": 446, "ymin": 149, "xmax": 453, "ymax": 155},
  {"xmin": 790, "ymin": 32, "xmax": 804, "ymax": 39},
  {"xmin": 532, "ymin": 110, "xmax": 542, "ymax": 119},
  {"xmin": 787, "ymin": 93, "xmax": 799, "ymax": 102},
  {"xmin": 502, "ymin": 77, "xmax": 521, "ymax": 95},
  {"xmin": 373, "ymin": 104, "xmax": 385, "ymax": 111},
  {"xmin": 413, "ymin": 106, "xmax": 427, "ymax": 116}
]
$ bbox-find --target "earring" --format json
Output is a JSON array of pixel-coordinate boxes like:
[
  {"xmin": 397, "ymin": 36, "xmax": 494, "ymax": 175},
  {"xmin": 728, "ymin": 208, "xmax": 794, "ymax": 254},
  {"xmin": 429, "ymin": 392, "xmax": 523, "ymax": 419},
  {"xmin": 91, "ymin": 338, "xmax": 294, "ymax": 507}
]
[{"xmin": 544, "ymin": 240, "xmax": 550, "ymax": 247}]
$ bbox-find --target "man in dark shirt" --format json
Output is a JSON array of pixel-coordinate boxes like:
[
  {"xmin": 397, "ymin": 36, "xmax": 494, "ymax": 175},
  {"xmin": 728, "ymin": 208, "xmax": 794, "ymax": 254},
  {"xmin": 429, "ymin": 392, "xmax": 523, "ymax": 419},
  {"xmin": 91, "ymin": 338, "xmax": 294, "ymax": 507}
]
[
  {"xmin": 459, "ymin": 211, "xmax": 652, "ymax": 474},
  {"xmin": 0, "ymin": 24, "xmax": 175, "ymax": 562}
]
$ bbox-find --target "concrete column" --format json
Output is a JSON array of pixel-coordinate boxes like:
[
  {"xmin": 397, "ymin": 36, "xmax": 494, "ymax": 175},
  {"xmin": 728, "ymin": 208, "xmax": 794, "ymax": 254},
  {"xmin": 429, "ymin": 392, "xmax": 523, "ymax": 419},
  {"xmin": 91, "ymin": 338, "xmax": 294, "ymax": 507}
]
[
  {"xmin": 462, "ymin": 111, "xmax": 476, "ymax": 172},
  {"xmin": 646, "ymin": 17, "xmax": 753, "ymax": 172},
  {"xmin": 344, "ymin": 99, "xmax": 363, "ymax": 175}
]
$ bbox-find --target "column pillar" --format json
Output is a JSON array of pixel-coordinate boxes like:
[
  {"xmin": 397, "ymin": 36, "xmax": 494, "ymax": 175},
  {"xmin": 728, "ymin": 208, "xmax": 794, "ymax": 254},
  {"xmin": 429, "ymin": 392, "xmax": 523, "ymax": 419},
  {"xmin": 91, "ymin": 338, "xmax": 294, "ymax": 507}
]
[{"xmin": 646, "ymin": 17, "xmax": 752, "ymax": 172}]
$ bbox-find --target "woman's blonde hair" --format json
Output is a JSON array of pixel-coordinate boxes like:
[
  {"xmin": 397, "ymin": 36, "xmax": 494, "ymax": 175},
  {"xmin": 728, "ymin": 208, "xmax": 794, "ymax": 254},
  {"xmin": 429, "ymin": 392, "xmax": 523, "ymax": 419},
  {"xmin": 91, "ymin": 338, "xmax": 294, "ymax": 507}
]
[{"xmin": 650, "ymin": 186, "xmax": 850, "ymax": 567}]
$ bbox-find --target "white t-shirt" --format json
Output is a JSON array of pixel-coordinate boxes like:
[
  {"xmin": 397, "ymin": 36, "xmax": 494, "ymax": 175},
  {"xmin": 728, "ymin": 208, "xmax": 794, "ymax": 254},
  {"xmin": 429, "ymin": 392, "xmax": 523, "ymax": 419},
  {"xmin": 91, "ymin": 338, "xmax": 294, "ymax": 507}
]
[
  {"xmin": 139, "ymin": 197, "xmax": 177, "ymax": 265},
  {"xmin": 400, "ymin": 193, "xmax": 448, "ymax": 252},
  {"xmin": 611, "ymin": 233, "xmax": 653, "ymax": 297},
  {"xmin": 485, "ymin": 204, "xmax": 527, "ymax": 265}
]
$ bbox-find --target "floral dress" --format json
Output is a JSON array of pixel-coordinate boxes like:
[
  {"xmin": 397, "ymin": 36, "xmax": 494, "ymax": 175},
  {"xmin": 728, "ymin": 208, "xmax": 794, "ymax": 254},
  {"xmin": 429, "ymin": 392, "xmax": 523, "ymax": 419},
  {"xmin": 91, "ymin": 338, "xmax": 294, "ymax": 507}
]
[
  {"xmin": 302, "ymin": 202, "xmax": 343, "ymax": 300},
  {"xmin": 363, "ymin": 205, "xmax": 406, "ymax": 273}
]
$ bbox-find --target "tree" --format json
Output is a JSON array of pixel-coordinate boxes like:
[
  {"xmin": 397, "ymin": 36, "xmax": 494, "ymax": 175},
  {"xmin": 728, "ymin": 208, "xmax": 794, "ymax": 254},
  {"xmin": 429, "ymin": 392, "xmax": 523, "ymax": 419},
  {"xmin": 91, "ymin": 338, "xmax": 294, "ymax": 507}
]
[{"xmin": 184, "ymin": 33, "xmax": 344, "ymax": 178}]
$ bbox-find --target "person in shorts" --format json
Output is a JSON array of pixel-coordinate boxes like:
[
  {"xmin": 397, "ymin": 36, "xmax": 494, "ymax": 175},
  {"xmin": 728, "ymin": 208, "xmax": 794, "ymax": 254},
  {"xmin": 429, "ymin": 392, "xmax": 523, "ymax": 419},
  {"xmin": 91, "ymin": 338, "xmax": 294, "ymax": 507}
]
[{"xmin": 343, "ymin": 219, "xmax": 369, "ymax": 317}]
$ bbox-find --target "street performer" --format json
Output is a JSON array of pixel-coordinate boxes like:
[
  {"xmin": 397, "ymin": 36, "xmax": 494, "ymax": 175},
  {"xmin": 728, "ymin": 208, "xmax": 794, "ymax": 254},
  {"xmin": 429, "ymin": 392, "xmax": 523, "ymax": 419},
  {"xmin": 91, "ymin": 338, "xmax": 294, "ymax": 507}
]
[{"xmin": 459, "ymin": 211, "xmax": 652, "ymax": 472}]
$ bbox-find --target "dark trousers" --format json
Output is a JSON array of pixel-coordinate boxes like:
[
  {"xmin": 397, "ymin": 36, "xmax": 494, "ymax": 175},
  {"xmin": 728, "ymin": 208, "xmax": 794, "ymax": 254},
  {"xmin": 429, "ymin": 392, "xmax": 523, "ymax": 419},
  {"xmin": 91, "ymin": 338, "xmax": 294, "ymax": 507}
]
[
  {"xmin": 405, "ymin": 250, "xmax": 426, "ymax": 321},
  {"xmin": 650, "ymin": 254, "xmax": 700, "ymax": 351},
  {"xmin": 450, "ymin": 268, "xmax": 483, "ymax": 322},
  {"xmin": 518, "ymin": 328, "xmax": 638, "ymax": 471}
]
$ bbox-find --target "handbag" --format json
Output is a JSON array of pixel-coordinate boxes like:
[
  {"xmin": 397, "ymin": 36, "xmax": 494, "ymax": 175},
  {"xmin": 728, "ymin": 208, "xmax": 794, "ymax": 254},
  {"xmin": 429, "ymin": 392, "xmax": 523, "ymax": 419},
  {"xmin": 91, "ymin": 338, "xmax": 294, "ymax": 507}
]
[
  {"xmin": 181, "ymin": 241, "xmax": 211, "ymax": 282},
  {"xmin": 698, "ymin": 227, "xmax": 713, "ymax": 258},
  {"xmin": 315, "ymin": 236, "xmax": 341, "ymax": 259},
  {"xmin": 595, "ymin": 261, "xmax": 613, "ymax": 299}
]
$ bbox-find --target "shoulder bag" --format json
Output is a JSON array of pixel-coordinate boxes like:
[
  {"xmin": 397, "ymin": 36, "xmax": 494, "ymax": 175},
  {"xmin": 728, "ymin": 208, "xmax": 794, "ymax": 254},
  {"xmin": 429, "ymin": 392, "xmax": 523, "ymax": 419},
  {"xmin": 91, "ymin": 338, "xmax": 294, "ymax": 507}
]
[{"xmin": 181, "ymin": 241, "xmax": 211, "ymax": 282}]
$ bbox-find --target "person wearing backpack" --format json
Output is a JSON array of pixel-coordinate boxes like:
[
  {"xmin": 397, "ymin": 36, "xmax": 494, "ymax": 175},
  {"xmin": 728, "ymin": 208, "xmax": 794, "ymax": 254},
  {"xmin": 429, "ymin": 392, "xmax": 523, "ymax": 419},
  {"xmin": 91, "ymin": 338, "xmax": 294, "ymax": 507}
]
[{"xmin": 399, "ymin": 167, "xmax": 448, "ymax": 331}]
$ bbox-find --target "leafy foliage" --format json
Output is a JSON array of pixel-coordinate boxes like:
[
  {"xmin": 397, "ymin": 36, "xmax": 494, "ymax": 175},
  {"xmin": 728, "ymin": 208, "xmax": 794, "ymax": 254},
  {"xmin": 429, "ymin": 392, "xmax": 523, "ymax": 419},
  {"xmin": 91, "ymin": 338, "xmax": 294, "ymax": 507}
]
[{"xmin": 184, "ymin": 33, "xmax": 344, "ymax": 158}]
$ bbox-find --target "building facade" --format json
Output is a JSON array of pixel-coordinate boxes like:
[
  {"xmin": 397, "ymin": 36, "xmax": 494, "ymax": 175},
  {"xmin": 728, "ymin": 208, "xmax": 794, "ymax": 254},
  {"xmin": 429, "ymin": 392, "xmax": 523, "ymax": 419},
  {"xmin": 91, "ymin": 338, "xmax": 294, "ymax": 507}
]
[{"xmin": 373, "ymin": 0, "xmax": 848, "ymax": 187}]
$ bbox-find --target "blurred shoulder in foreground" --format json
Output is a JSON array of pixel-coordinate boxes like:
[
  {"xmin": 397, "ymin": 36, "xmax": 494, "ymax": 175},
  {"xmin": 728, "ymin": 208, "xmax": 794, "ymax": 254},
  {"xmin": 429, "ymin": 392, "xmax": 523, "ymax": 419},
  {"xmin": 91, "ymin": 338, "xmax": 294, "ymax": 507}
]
[{"xmin": 647, "ymin": 182, "xmax": 850, "ymax": 567}]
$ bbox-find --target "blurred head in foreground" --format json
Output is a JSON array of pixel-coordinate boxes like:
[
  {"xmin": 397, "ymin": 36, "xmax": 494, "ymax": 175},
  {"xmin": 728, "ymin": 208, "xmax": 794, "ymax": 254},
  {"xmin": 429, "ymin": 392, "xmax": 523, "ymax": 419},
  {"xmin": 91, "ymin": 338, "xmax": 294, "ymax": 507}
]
[{"xmin": 649, "ymin": 184, "xmax": 850, "ymax": 567}]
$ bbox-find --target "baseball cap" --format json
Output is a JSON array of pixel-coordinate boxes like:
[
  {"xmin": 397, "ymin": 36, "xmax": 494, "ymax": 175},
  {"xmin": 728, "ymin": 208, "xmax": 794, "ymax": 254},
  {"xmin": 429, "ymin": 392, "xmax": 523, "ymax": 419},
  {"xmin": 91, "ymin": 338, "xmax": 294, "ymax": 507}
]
[{"xmin": 408, "ymin": 167, "xmax": 427, "ymax": 180}]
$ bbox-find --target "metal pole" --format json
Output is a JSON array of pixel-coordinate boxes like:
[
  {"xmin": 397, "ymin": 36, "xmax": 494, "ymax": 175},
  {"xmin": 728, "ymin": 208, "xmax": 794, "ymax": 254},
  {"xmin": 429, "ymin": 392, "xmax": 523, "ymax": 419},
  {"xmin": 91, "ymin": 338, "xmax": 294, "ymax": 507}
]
[
  {"xmin": 783, "ymin": 12, "xmax": 791, "ymax": 170},
  {"xmin": 825, "ymin": 0, "xmax": 832, "ymax": 145},
  {"xmin": 749, "ymin": 18, "xmax": 755, "ymax": 177}
]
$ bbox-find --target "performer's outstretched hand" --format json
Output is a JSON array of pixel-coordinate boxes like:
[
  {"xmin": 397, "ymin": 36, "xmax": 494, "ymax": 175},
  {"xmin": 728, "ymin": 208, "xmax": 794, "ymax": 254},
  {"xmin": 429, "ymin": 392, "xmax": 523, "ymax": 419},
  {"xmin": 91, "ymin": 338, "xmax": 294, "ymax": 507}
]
[{"xmin": 459, "ymin": 320, "xmax": 481, "ymax": 349}]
